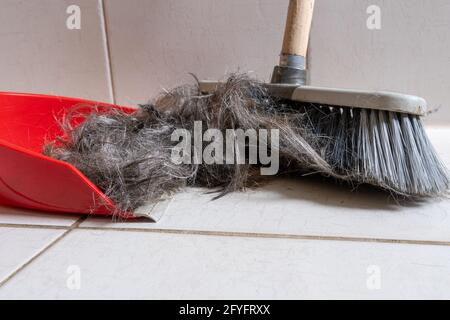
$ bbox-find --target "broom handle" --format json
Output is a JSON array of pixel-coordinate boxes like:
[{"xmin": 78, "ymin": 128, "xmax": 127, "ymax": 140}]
[{"xmin": 280, "ymin": 0, "xmax": 315, "ymax": 64}]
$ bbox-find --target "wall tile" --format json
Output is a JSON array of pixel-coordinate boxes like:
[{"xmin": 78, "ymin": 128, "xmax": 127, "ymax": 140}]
[
  {"xmin": 104, "ymin": 0, "xmax": 287, "ymax": 106},
  {"xmin": 309, "ymin": 0, "xmax": 450, "ymax": 124},
  {"xmin": 105, "ymin": 0, "xmax": 450, "ymax": 124},
  {"xmin": 0, "ymin": 0, "xmax": 112, "ymax": 102}
]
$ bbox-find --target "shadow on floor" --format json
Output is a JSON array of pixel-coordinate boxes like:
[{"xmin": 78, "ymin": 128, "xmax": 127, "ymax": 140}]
[{"xmin": 251, "ymin": 173, "xmax": 433, "ymax": 211}]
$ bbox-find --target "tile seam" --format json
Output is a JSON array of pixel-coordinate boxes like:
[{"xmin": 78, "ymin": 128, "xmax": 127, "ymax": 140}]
[
  {"xmin": 76, "ymin": 225, "xmax": 450, "ymax": 247},
  {"xmin": 98, "ymin": 0, "xmax": 116, "ymax": 104},
  {"xmin": 0, "ymin": 216, "xmax": 87, "ymax": 288},
  {"xmin": 0, "ymin": 223, "xmax": 70, "ymax": 230},
  {"xmin": 2, "ymin": 221, "xmax": 449, "ymax": 247}
]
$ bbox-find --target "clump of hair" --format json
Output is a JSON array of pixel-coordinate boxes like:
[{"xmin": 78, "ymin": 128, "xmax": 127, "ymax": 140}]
[
  {"xmin": 44, "ymin": 74, "xmax": 333, "ymax": 211},
  {"xmin": 44, "ymin": 74, "xmax": 449, "ymax": 212}
]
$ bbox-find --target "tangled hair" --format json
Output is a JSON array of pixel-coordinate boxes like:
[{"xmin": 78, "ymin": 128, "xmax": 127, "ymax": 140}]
[{"xmin": 44, "ymin": 74, "xmax": 448, "ymax": 212}]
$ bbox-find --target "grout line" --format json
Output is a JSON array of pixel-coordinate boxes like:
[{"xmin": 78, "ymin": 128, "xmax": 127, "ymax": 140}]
[
  {"xmin": 77, "ymin": 225, "xmax": 450, "ymax": 247},
  {"xmin": 98, "ymin": 0, "xmax": 116, "ymax": 104},
  {"xmin": 0, "ymin": 216, "xmax": 87, "ymax": 288},
  {"xmin": 1, "ymin": 218, "xmax": 450, "ymax": 247},
  {"xmin": 0, "ymin": 223, "xmax": 70, "ymax": 230}
]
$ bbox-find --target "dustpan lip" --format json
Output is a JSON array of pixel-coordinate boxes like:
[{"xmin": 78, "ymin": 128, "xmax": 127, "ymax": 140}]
[{"xmin": 0, "ymin": 91, "xmax": 137, "ymax": 112}]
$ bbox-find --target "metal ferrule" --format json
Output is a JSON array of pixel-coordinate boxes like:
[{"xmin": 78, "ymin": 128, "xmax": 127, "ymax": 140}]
[
  {"xmin": 271, "ymin": 54, "xmax": 307, "ymax": 85},
  {"xmin": 279, "ymin": 54, "xmax": 306, "ymax": 69}
]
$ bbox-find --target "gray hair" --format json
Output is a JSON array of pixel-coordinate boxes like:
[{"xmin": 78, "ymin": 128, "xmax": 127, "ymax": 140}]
[{"xmin": 44, "ymin": 74, "xmax": 449, "ymax": 212}]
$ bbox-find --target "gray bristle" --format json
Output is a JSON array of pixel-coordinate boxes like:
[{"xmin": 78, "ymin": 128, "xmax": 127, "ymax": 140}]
[
  {"xmin": 306, "ymin": 105, "xmax": 450, "ymax": 196},
  {"xmin": 44, "ymin": 74, "xmax": 449, "ymax": 212}
]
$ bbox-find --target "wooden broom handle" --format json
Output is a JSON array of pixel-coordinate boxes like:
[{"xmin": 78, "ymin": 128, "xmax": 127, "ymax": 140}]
[{"xmin": 281, "ymin": 0, "xmax": 315, "ymax": 58}]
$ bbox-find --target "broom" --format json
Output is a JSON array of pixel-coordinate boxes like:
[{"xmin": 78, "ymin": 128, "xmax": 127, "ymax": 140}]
[
  {"xmin": 46, "ymin": 0, "xmax": 448, "ymax": 213},
  {"xmin": 201, "ymin": 0, "xmax": 449, "ymax": 197}
]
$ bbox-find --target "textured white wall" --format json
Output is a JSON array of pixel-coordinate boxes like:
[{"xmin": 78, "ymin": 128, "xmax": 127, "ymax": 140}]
[
  {"xmin": 0, "ymin": 0, "xmax": 112, "ymax": 102},
  {"xmin": 0, "ymin": 0, "xmax": 449, "ymax": 124},
  {"xmin": 309, "ymin": 0, "xmax": 450, "ymax": 125},
  {"xmin": 104, "ymin": 0, "xmax": 450, "ymax": 124},
  {"xmin": 104, "ymin": 0, "xmax": 287, "ymax": 105}
]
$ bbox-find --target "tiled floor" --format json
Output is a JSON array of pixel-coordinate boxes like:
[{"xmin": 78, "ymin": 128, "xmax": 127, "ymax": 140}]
[{"xmin": 1, "ymin": 128, "xmax": 450, "ymax": 299}]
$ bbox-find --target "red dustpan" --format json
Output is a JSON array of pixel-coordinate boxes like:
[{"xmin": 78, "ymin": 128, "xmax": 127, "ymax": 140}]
[{"xmin": 0, "ymin": 92, "xmax": 136, "ymax": 218}]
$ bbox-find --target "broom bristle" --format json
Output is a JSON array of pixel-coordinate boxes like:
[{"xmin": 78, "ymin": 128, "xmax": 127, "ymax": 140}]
[{"xmin": 300, "ymin": 104, "xmax": 450, "ymax": 196}]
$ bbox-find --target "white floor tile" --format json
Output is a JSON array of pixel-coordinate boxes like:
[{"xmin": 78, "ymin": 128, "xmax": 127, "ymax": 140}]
[
  {"xmin": 0, "ymin": 227, "xmax": 64, "ymax": 283},
  {"xmin": 427, "ymin": 128, "xmax": 450, "ymax": 165},
  {"xmin": 81, "ymin": 128, "xmax": 450, "ymax": 242},
  {"xmin": 0, "ymin": 206, "xmax": 80, "ymax": 227},
  {"xmin": 0, "ymin": 229, "xmax": 449, "ymax": 299},
  {"xmin": 81, "ymin": 178, "xmax": 450, "ymax": 242}
]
